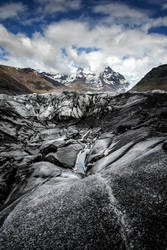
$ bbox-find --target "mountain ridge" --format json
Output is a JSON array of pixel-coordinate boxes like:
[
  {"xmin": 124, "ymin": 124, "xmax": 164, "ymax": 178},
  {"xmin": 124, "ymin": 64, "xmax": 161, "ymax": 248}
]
[
  {"xmin": 0, "ymin": 65, "xmax": 67, "ymax": 95},
  {"xmin": 132, "ymin": 64, "xmax": 167, "ymax": 91},
  {"xmin": 43, "ymin": 66, "xmax": 129, "ymax": 92},
  {"xmin": 0, "ymin": 64, "xmax": 130, "ymax": 95}
]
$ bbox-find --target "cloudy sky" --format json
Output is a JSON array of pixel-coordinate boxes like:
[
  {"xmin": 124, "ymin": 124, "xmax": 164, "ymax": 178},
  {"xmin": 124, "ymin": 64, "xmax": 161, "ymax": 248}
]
[{"xmin": 0, "ymin": 0, "xmax": 167, "ymax": 84}]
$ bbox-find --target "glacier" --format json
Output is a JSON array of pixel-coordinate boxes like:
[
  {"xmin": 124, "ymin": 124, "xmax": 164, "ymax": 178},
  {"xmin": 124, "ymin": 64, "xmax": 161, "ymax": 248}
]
[{"xmin": 0, "ymin": 91, "xmax": 167, "ymax": 249}]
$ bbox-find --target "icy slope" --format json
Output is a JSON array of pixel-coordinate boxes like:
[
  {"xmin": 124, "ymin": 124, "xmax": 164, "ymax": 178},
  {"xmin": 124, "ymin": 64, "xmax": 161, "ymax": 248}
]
[{"xmin": 0, "ymin": 91, "xmax": 167, "ymax": 249}]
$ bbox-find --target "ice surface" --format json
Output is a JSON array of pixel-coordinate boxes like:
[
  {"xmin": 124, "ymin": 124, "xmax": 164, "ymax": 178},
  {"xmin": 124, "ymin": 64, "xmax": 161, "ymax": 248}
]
[{"xmin": 0, "ymin": 91, "xmax": 167, "ymax": 249}]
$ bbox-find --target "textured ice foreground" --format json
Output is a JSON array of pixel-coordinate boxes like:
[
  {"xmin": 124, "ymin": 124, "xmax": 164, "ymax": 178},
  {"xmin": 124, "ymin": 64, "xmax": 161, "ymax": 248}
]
[{"xmin": 0, "ymin": 91, "xmax": 167, "ymax": 249}]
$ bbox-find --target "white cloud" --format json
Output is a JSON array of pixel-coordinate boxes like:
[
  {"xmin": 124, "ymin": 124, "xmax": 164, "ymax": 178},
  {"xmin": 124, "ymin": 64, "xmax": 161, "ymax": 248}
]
[
  {"xmin": 93, "ymin": 2, "xmax": 147, "ymax": 19},
  {"xmin": 37, "ymin": 0, "xmax": 81, "ymax": 14},
  {"xmin": 21, "ymin": 16, "xmax": 45, "ymax": 26},
  {"xmin": 162, "ymin": 2, "xmax": 167, "ymax": 9},
  {"xmin": 141, "ymin": 16, "xmax": 167, "ymax": 32},
  {"xmin": 0, "ymin": 2, "xmax": 26, "ymax": 20},
  {"xmin": 0, "ymin": 2, "xmax": 167, "ymax": 84},
  {"xmin": 93, "ymin": 2, "xmax": 151, "ymax": 28},
  {"xmin": 152, "ymin": 16, "xmax": 167, "ymax": 27}
]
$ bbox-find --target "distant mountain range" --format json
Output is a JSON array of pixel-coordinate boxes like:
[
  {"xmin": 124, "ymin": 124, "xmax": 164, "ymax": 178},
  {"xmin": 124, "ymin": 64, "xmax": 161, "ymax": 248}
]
[
  {"xmin": 132, "ymin": 64, "xmax": 167, "ymax": 91},
  {"xmin": 0, "ymin": 65, "xmax": 130, "ymax": 95},
  {"xmin": 43, "ymin": 66, "xmax": 129, "ymax": 92},
  {"xmin": 1, "ymin": 63, "xmax": 167, "ymax": 95}
]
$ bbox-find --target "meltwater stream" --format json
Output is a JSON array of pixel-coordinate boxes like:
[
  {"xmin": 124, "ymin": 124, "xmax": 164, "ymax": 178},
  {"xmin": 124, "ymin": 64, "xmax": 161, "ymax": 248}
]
[
  {"xmin": 74, "ymin": 130, "xmax": 93, "ymax": 175},
  {"xmin": 74, "ymin": 147, "xmax": 90, "ymax": 174}
]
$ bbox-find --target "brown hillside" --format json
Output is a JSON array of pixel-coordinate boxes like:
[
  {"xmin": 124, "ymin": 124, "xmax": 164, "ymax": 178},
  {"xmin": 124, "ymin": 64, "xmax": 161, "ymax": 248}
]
[
  {"xmin": 68, "ymin": 80, "xmax": 100, "ymax": 92},
  {"xmin": 132, "ymin": 64, "xmax": 167, "ymax": 91},
  {"xmin": 0, "ymin": 65, "xmax": 67, "ymax": 95}
]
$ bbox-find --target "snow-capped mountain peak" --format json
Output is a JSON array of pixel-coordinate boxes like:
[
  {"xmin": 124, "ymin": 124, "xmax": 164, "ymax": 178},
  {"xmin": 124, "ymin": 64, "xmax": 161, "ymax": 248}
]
[
  {"xmin": 42, "ymin": 66, "xmax": 130, "ymax": 92},
  {"xmin": 76, "ymin": 68, "xmax": 86, "ymax": 80}
]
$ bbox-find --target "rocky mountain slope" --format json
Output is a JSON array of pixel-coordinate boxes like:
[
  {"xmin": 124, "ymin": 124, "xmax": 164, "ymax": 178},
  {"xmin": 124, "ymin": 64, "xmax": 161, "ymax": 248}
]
[
  {"xmin": 43, "ymin": 66, "xmax": 129, "ymax": 92},
  {"xmin": 0, "ymin": 65, "xmax": 130, "ymax": 95},
  {"xmin": 0, "ymin": 65, "xmax": 129, "ymax": 95},
  {"xmin": 0, "ymin": 65, "xmax": 67, "ymax": 95},
  {"xmin": 132, "ymin": 64, "xmax": 167, "ymax": 91},
  {"xmin": 0, "ymin": 91, "xmax": 167, "ymax": 249}
]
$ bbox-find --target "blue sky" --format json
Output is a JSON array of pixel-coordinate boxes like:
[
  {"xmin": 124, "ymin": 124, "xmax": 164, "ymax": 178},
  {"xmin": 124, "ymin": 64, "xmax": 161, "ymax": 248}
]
[{"xmin": 0, "ymin": 0, "xmax": 167, "ymax": 83}]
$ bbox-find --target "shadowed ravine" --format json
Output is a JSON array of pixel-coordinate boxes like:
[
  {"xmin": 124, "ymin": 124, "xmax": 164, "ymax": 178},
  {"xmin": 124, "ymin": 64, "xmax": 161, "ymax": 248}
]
[{"xmin": 0, "ymin": 91, "xmax": 167, "ymax": 249}]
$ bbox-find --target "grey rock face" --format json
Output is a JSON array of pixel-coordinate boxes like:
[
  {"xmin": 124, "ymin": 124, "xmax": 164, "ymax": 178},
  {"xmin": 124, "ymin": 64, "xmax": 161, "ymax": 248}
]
[
  {"xmin": 0, "ymin": 91, "xmax": 167, "ymax": 249},
  {"xmin": 45, "ymin": 143, "xmax": 82, "ymax": 168}
]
